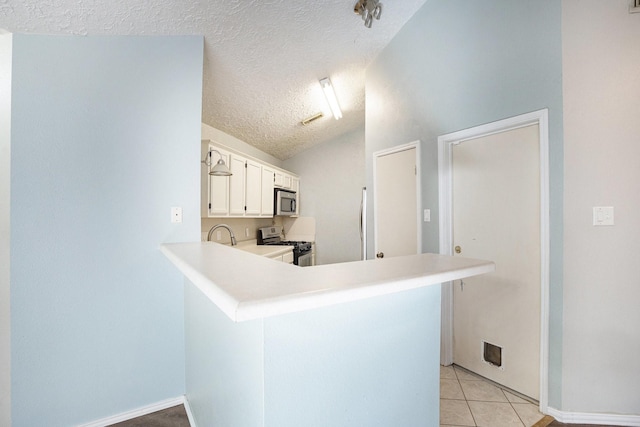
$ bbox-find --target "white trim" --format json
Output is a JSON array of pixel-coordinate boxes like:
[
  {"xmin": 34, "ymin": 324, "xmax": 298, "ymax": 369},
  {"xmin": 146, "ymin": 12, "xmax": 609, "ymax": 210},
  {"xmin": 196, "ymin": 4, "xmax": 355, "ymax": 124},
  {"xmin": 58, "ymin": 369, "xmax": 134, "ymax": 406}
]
[
  {"xmin": 184, "ymin": 395, "xmax": 198, "ymax": 427},
  {"xmin": 373, "ymin": 141, "xmax": 422, "ymax": 256},
  {"xmin": 78, "ymin": 396, "xmax": 190, "ymax": 427},
  {"xmin": 0, "ymin": 31, "xmax": 13, "ymax": 427},
  {"xmin": 437, "ymin": 109, "xmax": 550, "ymax": 412},
  {"xmin": 547, "ymin": 406, "xmax": 640, "ymax": 426}
]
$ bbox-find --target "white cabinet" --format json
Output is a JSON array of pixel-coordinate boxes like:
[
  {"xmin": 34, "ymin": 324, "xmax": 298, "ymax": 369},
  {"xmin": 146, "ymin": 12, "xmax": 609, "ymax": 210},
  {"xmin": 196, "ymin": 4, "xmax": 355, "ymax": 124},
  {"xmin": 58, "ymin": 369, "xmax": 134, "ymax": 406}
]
[
  {"xmin": 202, "ymin": 140, "xmax": 299, "ymax": 218},
  {"xmin": 269, "ymin": 249, "xmax": 294, "ymax": 264},
  {"xmin": 228, "ymin": 154, "xmax": 247, "ymax": 216},
  {"xmin": 230, "ymin": 155, "xmax": 263, "ymax": 217},
  {"xmin": 261, "ymin": 166, "xmax": 275, "ymax": 216},
  {"xmin": 291, "ymin": 177, "xmax": 300, "ymax": 215},
  {"xmin": 282, "ymin": 250, "xmax": 294, "ymax": 264},
  {"xmin": 201, "ymin": 145, "xmax": 230, "ymax": 217},
  {"xmin": 274, "ymin": 170, "xmax": 286, "ymax": 188},
  {"xmin": 274, "ymin": 170, "xmax": 294, "ymax": 190},
  {"xmin": 245, "ymin": 159, "xmax": 262, "ymax": 216}
]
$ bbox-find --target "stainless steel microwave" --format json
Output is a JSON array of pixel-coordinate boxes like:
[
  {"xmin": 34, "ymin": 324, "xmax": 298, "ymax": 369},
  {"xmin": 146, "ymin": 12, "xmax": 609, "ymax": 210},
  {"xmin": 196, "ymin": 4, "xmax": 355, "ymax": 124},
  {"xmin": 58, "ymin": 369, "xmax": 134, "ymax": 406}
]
[{"xmin": 275, "ymin": 189, "xmax": 297, "ymax": 216}]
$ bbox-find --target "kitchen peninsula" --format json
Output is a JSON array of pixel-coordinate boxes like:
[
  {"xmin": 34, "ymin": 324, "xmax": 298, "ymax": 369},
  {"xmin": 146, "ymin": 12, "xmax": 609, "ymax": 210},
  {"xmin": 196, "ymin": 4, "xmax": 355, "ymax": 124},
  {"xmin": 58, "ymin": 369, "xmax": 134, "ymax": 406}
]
[{"xmin": 161, "ymin": 242, "xmax": 494, "ymax": 427}]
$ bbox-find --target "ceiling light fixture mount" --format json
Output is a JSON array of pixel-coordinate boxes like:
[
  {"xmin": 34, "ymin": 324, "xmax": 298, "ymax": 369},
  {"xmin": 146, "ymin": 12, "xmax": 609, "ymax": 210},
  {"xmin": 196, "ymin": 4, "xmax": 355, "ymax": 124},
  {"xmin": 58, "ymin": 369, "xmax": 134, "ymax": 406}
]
[
  {"xmin": 354, "ymin": 0, "xmax": 382, "ymax": 28},
  {"xmin": 319, "ymin": 78, "xmax": 343, "ymax": 120},
  {"xmin": 201, "ymin": 149, "xmax": 232, "ymax": 176}
]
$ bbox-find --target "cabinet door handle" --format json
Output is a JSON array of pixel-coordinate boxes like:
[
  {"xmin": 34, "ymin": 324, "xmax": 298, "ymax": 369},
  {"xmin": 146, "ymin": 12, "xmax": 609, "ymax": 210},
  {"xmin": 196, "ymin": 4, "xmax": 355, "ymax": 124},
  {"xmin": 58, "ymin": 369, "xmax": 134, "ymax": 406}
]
[{"xmin": 376, "ymin": 252, "xmax": 384, "ymax": 259}]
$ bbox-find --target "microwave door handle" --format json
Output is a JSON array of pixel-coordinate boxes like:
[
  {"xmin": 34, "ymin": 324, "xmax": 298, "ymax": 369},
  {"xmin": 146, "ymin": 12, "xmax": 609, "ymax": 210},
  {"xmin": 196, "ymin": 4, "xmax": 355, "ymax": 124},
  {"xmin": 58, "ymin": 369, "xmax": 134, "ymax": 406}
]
[{"xmin": 292, "ymin": 199, "xmax": 296, "ymax": 213}]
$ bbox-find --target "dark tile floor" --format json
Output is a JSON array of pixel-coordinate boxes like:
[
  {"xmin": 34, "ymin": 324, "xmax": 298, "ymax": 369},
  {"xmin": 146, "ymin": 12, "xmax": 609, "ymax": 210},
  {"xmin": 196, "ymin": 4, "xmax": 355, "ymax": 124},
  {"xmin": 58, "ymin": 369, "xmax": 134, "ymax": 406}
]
[{"xmin": 110, "ymin": 405, "xmax": 190, "ymax": 427}]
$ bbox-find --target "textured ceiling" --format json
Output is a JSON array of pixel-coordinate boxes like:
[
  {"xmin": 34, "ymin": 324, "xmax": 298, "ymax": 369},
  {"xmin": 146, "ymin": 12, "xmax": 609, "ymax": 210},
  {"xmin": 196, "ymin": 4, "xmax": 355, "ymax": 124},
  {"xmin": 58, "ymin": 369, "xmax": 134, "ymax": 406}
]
[{"xmin": 1, "ymin": 0, "xmax": 427, "ymax": 159}]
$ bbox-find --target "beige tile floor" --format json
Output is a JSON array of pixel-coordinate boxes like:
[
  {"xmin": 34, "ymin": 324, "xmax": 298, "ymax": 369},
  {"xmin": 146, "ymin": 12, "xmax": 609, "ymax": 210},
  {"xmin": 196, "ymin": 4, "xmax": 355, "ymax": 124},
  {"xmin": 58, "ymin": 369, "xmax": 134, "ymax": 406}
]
[{"xmin": 441, "ymin": 364, "xmax": 545, "ymax": 427}]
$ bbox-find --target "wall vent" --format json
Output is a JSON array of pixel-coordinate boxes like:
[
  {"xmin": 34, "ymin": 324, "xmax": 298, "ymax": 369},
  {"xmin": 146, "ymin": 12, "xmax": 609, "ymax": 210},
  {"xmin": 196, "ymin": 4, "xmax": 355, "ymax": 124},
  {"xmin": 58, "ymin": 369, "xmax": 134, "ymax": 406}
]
[
  {"xmin": 301, "ymin": 112, "xmax": 324, "ymax": 126},
  {"xmin": 631, "ymin": 0, "xmax": 640, "ymax": 13}
]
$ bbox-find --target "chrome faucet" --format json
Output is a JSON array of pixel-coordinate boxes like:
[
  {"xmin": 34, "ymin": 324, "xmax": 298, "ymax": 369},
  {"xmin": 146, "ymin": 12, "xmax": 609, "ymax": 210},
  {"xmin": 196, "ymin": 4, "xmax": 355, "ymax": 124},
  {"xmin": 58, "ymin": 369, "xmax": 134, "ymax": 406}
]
[{"xmin": 207, "ymin": 224, "xmax": 237, "ymax": 246}]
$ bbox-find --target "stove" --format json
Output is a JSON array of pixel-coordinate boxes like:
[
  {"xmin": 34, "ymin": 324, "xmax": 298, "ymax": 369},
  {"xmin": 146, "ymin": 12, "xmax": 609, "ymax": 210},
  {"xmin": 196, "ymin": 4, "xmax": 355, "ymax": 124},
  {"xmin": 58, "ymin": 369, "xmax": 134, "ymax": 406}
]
[{"xmin": 258, "ymin": 226, "xmax": 313, "ymax": 266}]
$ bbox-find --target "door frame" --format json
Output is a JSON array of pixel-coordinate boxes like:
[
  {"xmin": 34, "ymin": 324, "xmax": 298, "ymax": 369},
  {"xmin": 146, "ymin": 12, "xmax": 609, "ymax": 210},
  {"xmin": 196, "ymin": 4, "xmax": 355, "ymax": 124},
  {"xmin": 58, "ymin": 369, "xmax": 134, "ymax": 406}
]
[
  {"xmin": 373, "ymin": 141, "xmax": 422, "ymax": 257},
  {"xmin": 437, "ymin": 109, "xmax": 550, "ymax": 411}
]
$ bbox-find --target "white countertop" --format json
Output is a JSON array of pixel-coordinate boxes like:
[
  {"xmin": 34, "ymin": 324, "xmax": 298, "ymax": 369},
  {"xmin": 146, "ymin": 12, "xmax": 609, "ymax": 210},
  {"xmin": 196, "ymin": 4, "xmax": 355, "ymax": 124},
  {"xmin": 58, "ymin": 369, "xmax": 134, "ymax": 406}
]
[
  {"xmin": 234, "ymin": 240, "xmax": 293, "ymax": 258},
  {"xmin": 161, "ymin": 242, "xmax": 494, "ymax": 322}
]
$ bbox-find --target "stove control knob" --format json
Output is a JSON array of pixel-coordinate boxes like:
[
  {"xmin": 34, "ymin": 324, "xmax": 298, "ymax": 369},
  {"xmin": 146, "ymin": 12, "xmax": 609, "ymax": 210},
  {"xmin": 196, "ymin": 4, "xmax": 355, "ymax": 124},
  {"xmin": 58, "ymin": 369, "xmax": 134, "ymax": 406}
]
[{"xmin": 376, "ymin": 252, "xmax": 384, "ymax": 259}]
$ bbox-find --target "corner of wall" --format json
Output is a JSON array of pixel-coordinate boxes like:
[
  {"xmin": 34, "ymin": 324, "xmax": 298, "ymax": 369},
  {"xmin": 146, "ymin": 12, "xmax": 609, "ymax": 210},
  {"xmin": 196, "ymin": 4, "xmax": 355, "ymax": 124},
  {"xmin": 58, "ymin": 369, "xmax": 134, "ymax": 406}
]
[{"xmin": 0, "ymin": 30, "xmax": 12, "ymax": 427}]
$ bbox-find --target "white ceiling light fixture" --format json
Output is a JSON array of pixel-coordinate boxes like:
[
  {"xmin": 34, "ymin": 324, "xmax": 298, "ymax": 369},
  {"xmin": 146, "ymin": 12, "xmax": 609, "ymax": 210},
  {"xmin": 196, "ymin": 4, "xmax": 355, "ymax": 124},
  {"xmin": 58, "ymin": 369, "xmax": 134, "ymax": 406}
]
[
  {"xmin": 201, "ymin": 149, "xmax": 232, "ymax": 176},
  {"xmin": 354, "ymin": 0, "xmax": 382, "ymax": 28},
  {"xmin": 319, "ymin": 78, "xmax": 343, "ymax": 120}
]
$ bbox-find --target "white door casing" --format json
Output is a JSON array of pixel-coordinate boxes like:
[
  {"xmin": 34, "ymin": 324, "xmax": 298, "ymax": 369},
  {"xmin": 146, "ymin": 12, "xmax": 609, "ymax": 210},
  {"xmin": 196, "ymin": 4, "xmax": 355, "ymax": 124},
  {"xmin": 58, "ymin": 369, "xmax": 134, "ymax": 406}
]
[
  {"xmin": 438, "ymin": 110, "xmax": 550, "ymax": 410},
  {"xmin": 373, "ymin": 142, "xmax": 421, "ymax": 258}
]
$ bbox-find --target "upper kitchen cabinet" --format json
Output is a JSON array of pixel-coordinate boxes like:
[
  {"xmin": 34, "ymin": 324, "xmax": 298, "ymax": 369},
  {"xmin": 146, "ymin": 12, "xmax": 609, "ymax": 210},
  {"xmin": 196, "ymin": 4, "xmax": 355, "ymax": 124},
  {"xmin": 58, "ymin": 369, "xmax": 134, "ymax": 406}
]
[
  {"xmin": 201, "ymin": 140, "xmax": 299, "ymax": 218},
  {"xmin": 243, "ymin": 158, "xmax": 262, "ymax": 216},
  {"xmin": 291, "ymin": 176, "xmax": 300, "ymax": 215},
  {"xmin": 261, "ymin": 165, "xmax": 275, "ymax": 217},
  {"xmin": 274, "ymin": 170, "xmax": 297, "ymax": 190},
  {"xmin": 228, "ymin": 154, "xmax": 248, "ymax": 216},
  {"xmin": 274, "ymin": 170, "xmax": 299, "ymax": 214},
  {"xmin": 201, "ymin": 144, "xmax": 230, "ymax": 217}
]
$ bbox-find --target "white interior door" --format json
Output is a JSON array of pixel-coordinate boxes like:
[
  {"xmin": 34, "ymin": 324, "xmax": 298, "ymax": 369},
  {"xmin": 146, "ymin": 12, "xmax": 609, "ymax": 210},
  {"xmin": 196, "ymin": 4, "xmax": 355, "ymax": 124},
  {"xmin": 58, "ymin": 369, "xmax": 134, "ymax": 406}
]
[
  {"xmin": 373, "ymin": 143, "xmax": 420, "ymax": 259},
  {"xmin": 452, "ymin": 124, "xmax": 541, "ymax": 400}
]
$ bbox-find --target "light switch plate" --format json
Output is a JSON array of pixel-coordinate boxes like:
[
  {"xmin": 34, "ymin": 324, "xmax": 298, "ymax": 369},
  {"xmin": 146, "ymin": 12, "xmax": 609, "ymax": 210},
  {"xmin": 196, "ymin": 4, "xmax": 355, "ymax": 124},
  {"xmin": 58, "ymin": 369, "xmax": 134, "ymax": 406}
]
[
  {"xmin": 171, "ymin": 207, "xmax": 183, "ymax": 223},
  {"xmin": 593, "ymin": 206, "xmax": 614, "ymax": 226},
  {"xmin": 424, "ymin": 209, "xmax": 431, "ymax": 222}
]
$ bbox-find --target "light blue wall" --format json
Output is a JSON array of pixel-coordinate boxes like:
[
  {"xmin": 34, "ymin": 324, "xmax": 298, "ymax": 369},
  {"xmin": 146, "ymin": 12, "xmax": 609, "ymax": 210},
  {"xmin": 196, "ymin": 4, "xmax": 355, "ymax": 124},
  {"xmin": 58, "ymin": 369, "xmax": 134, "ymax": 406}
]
[
  {"xmin": 365, "ymin": 0, "xmax": 563, "ymax": 406},
  {"xmin": 264, "ymin": 285, "xmax": 441, "ymax": 427},
  {"xmin": 184, "ymin": 281, "xmax": 264, "ymax": 427},
  {"xmin": 10, "ymin": 34, "xmax": 203, "ymax": 426},
  {"xmin": 283, "ymin": 128, "xmax": 365, "ymax": 264},
  {"xmin": 185, "ymin": 280, "xmax": 441, "ymax": 427}
]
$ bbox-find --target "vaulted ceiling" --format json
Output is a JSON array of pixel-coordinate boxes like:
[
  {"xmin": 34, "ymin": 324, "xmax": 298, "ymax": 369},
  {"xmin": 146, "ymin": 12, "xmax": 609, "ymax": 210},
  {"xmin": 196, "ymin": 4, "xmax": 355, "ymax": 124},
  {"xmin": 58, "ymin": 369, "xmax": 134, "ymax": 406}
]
[{"xmin": 1, "ymin": 0, "xmax": 427, "ymax": 159}]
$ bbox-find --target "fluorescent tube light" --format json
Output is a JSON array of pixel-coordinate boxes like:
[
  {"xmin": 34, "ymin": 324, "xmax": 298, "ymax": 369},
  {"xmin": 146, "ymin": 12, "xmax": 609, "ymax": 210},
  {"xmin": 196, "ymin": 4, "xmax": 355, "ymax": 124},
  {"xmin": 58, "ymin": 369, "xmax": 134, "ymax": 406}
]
[{"xmin": 319, "ymin": 78, "xmax": 343, "ymax": 120}]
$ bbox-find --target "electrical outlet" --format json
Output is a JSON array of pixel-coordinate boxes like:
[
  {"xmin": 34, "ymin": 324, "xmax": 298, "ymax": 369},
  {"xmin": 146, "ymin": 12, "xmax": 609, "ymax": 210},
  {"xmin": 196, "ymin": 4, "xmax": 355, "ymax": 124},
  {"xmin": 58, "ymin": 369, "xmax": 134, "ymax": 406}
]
[
  {"xmin": 423, "ymin": 209, "xmax": 431, "ymax": 222},
  {"xmin": 245, "ymin": 227, "xmax": 250, "ymax": 237},
  {"xmin": 171, "ymin": 207, "xmax": 182, "ymax": 223},
  {"xmin": 216, "ymin": 230, "xmax": 222, "ymax": 240}
]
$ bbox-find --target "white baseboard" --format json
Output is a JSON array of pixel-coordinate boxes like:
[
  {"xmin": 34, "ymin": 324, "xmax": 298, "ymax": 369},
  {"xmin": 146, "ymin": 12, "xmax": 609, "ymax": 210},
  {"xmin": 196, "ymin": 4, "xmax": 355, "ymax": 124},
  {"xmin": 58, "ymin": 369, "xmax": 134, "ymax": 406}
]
[
  {"xmin": 547, "ymin": 406, "xmax": 640, "ymax": 426},
  {"xmin": 79, "ymin": 396, "xmax": 188, "ymax": 427},
  {"xmin": 183, "ymin": 395, "xmax": 197, "ymax": 427}
]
